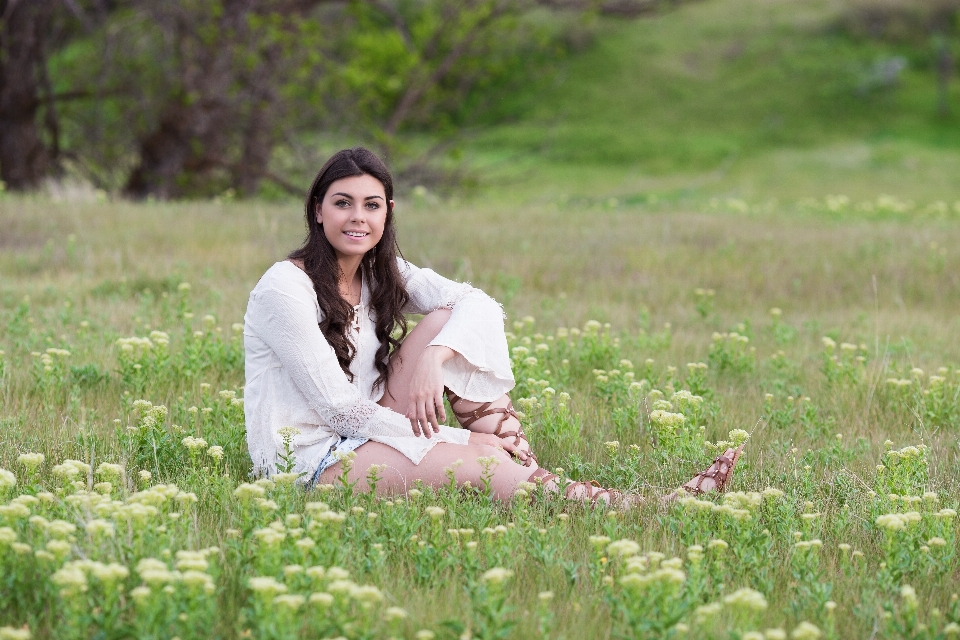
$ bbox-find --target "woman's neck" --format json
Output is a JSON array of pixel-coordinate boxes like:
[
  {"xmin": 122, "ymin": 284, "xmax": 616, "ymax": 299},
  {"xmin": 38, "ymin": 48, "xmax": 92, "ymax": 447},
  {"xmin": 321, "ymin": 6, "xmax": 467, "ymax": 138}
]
[
  {"xmin": 338, "ymin": 255, "xmax": 363, "ymax": 305},
  {"xmin": 338, "ymin": 255, "xmax": 362, "ymax": 285}
]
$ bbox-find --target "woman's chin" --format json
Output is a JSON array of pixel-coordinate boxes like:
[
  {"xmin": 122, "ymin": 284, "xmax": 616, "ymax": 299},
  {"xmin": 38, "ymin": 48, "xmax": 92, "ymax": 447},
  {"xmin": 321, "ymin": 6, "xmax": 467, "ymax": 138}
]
[{"xmin": 334, "ymin": 246, "xmax": 375, "ymax": 260}]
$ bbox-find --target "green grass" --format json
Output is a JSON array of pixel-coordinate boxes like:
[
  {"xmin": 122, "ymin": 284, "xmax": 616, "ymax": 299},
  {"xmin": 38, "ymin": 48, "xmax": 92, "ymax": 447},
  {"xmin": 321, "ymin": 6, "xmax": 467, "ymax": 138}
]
[
  {"xmin": 464, "ymin": 0, "xmax": 960, "ymax": 202},
  {"xmin": 2, "ymin": 193, "xmax": 960, "ymax": 638},
  {"xmin": 3, "ymin": 2, "xmax": 960, "ymax": 636}
]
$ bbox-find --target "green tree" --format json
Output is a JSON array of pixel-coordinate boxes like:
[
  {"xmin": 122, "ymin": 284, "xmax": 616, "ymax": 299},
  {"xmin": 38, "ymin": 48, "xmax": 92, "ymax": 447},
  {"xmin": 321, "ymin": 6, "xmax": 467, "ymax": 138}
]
[{"xmin": 2, "ymin": 0, "xmax": 694, "ymax": 197}]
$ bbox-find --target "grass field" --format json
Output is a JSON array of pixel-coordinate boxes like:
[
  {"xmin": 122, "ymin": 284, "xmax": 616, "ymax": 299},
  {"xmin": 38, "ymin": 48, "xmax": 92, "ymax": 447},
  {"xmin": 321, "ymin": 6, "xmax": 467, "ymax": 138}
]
[
  {"xmin": 2, "ymin": 189, "xmax": 959, "ymax": 638},
  {"xmin": 468, "ymin": 0, "xmax": 960, "ymax": 203},
  {"xmin": 3, "ymin": 0, "xmax": 960, "ymax": 637}
]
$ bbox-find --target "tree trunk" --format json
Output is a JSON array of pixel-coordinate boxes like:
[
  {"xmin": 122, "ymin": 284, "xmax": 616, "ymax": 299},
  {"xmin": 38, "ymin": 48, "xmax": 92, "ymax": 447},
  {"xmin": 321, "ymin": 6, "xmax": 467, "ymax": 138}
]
[
  {"xmin": 123, "ymin": 99, "xmax": 227, "ymax": 199},
  {"xmin": 0, "ymin": 0, "xmax": 56, "ymax": 191},
  {"xmin": 233, "ymin": 99, "xmax": 273, "ymax": 197}
]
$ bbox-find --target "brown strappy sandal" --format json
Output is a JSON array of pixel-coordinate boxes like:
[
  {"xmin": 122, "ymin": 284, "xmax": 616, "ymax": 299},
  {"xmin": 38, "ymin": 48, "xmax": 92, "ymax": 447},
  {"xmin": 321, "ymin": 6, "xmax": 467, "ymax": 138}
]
[
  {"xmin": 681, "ymin": 445, "xmax": 744, "ymax": 496},
  {"xmin": 447, "ymin": 391, "xmax": 538, "ymax": 467},
  {"xmin": 565, "ymin": 481, "xmax": 642, "ymax": 509},
  {"xmin": 528, "ymin": 467, "xmax": 557, "ymax": 484},
  {"xmin": 526, "ymin": 469, "xmax": 638, "ymax": 509}
]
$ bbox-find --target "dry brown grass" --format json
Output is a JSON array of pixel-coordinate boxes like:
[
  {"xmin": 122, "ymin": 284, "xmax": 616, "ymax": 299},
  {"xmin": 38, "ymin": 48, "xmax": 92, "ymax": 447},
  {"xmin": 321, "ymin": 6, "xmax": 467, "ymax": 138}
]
[{"xmin": 3, "ymin": 194, "xmax": 957, "ymax": 349}]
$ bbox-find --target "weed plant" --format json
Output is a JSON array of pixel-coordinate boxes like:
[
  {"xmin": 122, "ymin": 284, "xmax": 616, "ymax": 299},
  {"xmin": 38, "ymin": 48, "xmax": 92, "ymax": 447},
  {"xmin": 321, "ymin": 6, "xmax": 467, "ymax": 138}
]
[
  {"xmin": 1, "ymin": 194, "xmax": 960, "ymax": 638},
  {"xmin": 2, "ymin": 288, "xmax": 960, "ymax": 638}
]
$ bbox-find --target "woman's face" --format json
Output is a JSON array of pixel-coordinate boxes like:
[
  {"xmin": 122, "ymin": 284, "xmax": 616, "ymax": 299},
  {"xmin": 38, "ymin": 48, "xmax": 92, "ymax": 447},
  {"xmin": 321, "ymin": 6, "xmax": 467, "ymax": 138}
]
[{"xmin": 316, "ymin": 174, "xmax": 392, "ymax": 262}]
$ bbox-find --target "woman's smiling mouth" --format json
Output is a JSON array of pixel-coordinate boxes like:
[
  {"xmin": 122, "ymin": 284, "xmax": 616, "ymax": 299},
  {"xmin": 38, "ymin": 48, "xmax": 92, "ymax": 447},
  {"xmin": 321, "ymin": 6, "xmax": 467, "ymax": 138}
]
[{"xmin": 344, "ymin": 230, "xmax": 369, "ymax": 238}]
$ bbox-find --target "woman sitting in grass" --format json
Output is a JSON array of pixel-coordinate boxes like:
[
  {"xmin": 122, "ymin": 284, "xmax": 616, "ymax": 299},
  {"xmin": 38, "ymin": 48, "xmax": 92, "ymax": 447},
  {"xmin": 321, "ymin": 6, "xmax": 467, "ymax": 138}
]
[{"xmin": 243, "ymin": 147, "xmax": 741, "ymax": 505}]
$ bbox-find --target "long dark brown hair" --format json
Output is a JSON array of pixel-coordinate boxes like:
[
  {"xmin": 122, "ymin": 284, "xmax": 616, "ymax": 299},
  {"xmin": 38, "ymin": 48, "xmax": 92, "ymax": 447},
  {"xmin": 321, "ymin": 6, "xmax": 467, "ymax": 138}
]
[{"xmin": 288, "ymin": 147, "xmax": 408, "ymax": 391}]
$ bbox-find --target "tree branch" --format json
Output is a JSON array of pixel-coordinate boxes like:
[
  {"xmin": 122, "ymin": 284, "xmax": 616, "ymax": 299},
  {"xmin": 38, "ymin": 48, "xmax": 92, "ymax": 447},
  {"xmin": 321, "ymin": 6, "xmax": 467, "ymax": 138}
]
[
  {"xmin": 534, "ymin": 0, "xmax": 683, "ymax": 17},
  {"xmin": 383, "ymin": 1, "xmax": 509, "ymax": 135},
  {"xmin": 367, "ymin": 0, "xmax": 415, "ymax": 53},
  {"xmin": 59, "ymin": 0, "xmax": 94, "ymax": 31},
  {"xmin": 262, "ymin": 170, "xmax": 304, "ymax": 196}
]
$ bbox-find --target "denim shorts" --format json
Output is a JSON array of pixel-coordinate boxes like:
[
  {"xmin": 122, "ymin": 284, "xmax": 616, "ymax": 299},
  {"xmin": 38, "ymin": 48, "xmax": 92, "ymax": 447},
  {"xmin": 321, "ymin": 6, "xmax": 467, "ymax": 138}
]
[{"xmin": 305, "ymin": 436, "xmax": 369, "ymax": 488}]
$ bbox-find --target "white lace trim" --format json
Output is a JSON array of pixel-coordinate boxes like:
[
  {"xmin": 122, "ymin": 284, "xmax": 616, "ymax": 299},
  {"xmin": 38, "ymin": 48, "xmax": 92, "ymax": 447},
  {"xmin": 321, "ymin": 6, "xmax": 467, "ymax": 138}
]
[
  {"xmin": 436, "ymin": 282, "xmax": 475, "ymax": 309},
  {"xmin": 326, "ymin": 400, "xmax": 380, "ymax": 439},
  {"xmin": 435, "ymin": 284, "xmax": 506, "ymax": 319}
]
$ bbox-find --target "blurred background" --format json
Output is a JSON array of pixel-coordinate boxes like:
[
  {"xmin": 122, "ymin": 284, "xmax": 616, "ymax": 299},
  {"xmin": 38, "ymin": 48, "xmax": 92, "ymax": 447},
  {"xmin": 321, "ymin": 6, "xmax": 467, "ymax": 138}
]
[
  {"xmin": 2, "ymin": 0, "xmax": 959, "ymax": 203},
  {"xmin": 3, "ymin": 0, "xmax": 960, "ymax": 360}
]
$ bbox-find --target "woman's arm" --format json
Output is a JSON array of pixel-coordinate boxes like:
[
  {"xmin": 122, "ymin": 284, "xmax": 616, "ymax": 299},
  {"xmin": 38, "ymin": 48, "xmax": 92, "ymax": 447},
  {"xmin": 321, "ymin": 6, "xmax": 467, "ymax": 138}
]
[{"xmin": 398, "ymin": 258, "xmax": 515, "ymax": 402}]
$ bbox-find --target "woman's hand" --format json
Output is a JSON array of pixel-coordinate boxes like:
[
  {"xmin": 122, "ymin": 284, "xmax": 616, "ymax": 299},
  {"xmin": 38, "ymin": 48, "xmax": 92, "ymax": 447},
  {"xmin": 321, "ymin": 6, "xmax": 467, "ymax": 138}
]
[{"xmin": 406, "ymin": 345, "xmax": 455, "ymax": 438}]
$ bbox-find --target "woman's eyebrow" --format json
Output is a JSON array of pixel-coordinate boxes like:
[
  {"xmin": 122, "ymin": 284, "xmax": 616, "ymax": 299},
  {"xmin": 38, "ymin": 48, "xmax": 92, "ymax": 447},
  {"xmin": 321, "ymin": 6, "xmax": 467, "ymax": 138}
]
[{"xmin": 330, "ymin": 192, "xmax": 384, "ymax": 200}]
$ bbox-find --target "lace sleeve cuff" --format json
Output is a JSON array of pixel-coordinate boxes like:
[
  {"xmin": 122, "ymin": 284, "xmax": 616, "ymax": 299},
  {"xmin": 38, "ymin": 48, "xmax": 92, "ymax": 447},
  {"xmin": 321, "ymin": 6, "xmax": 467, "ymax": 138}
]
[{"xmin": 323, "ymin": 399, "xmax": 414, "ymax": 439}]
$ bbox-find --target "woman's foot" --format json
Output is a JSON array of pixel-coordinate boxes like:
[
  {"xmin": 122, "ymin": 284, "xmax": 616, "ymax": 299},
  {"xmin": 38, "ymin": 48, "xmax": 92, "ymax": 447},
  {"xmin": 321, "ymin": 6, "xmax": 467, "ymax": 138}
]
[
  {"xmin": 663, "ymin": 445, "xmax": 744, "ymax": 502},
  {"xmin": 527, "ymin": 468, "xmax": 642, "ymax": 509},
  {"xmin": 564, "ymin": 480, "xmax": 643, "ymax": 509},
  {"xmin": 447, "ymin": 392, "xmax": 538, "ymax": 467}
]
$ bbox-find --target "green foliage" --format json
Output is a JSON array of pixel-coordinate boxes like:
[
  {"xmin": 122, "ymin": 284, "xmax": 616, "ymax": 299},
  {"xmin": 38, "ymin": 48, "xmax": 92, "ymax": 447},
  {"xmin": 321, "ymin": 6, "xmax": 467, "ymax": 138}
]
[
  {"xmin": 41, "ymin": 0, "xmax": 580, "ymax": 196},
  {"xmin": 3, "ymin": 188, "xmax": 960, "ymax": 638},
  {"xmin": 471, "ymin": 0, "xmax": 960, "ymax": 188}
]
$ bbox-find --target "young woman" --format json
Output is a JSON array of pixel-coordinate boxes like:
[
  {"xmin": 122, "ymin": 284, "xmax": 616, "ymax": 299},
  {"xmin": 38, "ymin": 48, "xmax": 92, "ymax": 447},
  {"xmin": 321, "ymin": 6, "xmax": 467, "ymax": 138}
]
[{"xmin": 243, "ymin": 147, "xmax": 741, "ymax": 505}]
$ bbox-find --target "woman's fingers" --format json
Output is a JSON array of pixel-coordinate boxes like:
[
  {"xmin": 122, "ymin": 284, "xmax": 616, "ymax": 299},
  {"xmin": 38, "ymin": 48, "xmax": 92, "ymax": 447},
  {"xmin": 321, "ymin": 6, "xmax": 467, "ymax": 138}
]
[
  {"xmin": 435, "ymin": 391, "xmax": 446, "ymax": 425},
  {"xmin": 411, "ymin": 396, "xmax": 433, "ymax": 439},
  {"xmin": 408, "ymin": 414, "xmax": 422, "ymax": 437},
  {"xmin": 407, "ymin": 388, "xmax": 445, "ymax": 437},
  {"xmin": 503, "ymin": 440, "xmax": 527, "ymax": 462},
  {"xmin": 483, "ymin": 432, "xmax": 528, "ymax": 462},
  {"xmin": 421, "ymin": 398, "xmax": 435, "ymax": 438},
  {"xmin": 428, "ymin": 392, "xmax": 442, "ymax": 434},
  {"xmin": 467, "ymin": 432, "xmax": 531, "ymax": 463},
  {"xmin": 407, "ymin": 393, "xmax": 424, "ymax": 437},
  {"xmin": 505, "ymin": 440, "xmax": 531, "ymax": 464}
]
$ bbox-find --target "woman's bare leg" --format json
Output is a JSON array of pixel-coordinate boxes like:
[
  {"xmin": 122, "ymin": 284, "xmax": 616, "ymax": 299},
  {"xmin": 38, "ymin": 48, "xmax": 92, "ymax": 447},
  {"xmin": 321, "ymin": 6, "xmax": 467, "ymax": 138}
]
[
  {"xmin": 317, "ymin": 440, "xmax": 743, "ymax": 507},
  {"xmin": 316, "ymin": 441, "xmax": 630, "ymax": 505},
  {"xmin": 378, "ymin": 309, "xmax": 453, "ymax": 412},
  {"xmin": 370, "ymin": 311, "xmax": 744, "ymax": 502},
  {"xmin": 316, "ymin": 441, "xmax": 537, "ymax": 499},
  {"xmin": 379, "ymin": 309, "xmax": 535, "ymax": 463}
]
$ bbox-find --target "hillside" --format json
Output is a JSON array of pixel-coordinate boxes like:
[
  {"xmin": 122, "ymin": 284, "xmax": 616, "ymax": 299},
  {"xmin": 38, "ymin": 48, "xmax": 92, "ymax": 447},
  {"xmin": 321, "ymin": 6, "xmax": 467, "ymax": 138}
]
[{"xmin": 467, "ymin": 0, "xmax": 960, "ymax": 202}]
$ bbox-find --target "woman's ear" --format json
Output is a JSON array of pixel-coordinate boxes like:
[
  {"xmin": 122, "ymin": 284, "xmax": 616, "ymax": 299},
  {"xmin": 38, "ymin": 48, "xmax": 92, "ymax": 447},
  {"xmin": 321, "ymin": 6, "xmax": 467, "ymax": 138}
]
[
  {"xmin": 389, "ymin": 199, "xmax": 395, "ymax": 213},
  {"xmin": 314, "ymin": 200, "xmax": 323, "ymax": 225}
]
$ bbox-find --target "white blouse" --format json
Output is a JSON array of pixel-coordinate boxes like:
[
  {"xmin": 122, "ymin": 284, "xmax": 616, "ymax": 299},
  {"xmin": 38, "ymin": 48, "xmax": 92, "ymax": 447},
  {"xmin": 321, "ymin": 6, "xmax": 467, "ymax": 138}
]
[{"xmin": 243, "ymin": 259, "xmax": 515, "ymax": 479}]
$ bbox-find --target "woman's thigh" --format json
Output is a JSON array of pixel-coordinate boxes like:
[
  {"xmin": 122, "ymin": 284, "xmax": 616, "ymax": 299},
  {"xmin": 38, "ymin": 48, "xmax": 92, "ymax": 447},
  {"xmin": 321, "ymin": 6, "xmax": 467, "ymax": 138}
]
[
  {"xmin": 378, "ymin": 308, "xmax": 451, "ymax": 414},
  {"xmin": 316, "ymin": 440, "xmax": 531, "ymax": 498}
]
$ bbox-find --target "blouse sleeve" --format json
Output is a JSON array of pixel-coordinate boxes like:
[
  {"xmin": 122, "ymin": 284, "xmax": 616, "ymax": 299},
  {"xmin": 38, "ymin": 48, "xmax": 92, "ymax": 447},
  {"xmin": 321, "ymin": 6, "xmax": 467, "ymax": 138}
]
[
  {"xmin": 399, "ymin": 259, "xmax": 515, "ymax": 401},
  {"xmin": 246, "ymin": 277, "xmax": 420, "ymax": 440}
]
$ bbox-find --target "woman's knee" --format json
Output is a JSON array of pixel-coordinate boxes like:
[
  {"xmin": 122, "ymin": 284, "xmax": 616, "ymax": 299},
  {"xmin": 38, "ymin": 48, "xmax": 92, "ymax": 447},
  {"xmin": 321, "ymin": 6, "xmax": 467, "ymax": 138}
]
[{"xmin": 408, "ymin": 308, "xmax": 451, "ymax": 342}]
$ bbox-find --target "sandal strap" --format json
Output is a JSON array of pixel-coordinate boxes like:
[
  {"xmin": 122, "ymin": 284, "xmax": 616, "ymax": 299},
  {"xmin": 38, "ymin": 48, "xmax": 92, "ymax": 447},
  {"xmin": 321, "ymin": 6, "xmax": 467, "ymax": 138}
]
[
  {"xmin": 684, "ymin": 452, "xmax": 738, "ymax": 496},
  {"xmin": 448, "ymin": 392, "xmax": 520, "ymax": 430},
  {"xmin": 448, "ymin": 391, "xmax": 537, "ymax": 467},
  {"xmin": 527, "ymin": 467, "xmax": 558, "ymax": 486},
  {"xmin": 564, "ymin": 480, "xmax": 602, "ymax": 501},
  {"xmin": 591, "ymin": 488, "xmax": 612, "ymax": 505}
]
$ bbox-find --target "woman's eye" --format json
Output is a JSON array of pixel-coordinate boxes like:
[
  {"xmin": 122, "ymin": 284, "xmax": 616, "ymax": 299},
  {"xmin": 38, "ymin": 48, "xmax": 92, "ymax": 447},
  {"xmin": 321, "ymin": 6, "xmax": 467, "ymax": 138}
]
[
  {"xmin": 335, "ymin": 199, "xmax": 350, "ymax": 208},
  {"xmin": 365, "ymin": 202, "xmax": 380, "ymax": 210}
]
